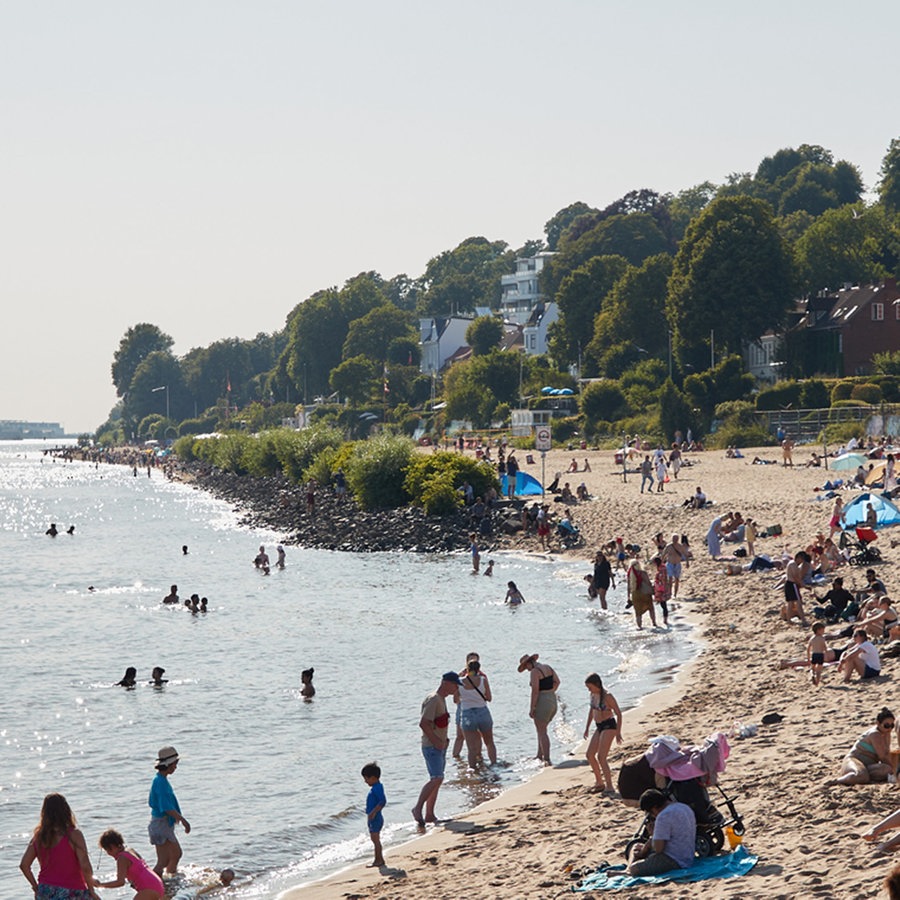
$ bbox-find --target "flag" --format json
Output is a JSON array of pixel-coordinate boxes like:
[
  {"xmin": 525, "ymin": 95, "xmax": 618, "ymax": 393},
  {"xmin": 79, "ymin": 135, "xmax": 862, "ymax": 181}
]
[
  {"xmin": 383, "ymin": 365, "xmax": 390, "ymax": 394},
  {"xmin": 226, "ymin": 372, "xmax": 232, "ymax": 393},
  {"xmin": 407, "ymin": 350, "xmax": 413, "ymax": 365}
]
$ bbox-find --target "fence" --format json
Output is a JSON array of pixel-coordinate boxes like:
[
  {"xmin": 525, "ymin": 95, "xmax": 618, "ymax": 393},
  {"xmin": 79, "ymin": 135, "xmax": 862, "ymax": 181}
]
[{"xmin": 752, "ymin": 406, "xmax": 900, "ymax": 443}]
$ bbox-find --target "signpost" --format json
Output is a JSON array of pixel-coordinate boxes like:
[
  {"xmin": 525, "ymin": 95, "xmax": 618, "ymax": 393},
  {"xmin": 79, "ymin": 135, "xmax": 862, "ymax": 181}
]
[{"xmin": 535, "ymin": 426, "xmax": 551, "ymax": 496}]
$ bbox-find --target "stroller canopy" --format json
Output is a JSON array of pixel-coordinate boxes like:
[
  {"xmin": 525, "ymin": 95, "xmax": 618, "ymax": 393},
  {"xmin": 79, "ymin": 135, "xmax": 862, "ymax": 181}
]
[{"xmin": 842, "ymin": 492, "xmax": 900, "ymax": 530}]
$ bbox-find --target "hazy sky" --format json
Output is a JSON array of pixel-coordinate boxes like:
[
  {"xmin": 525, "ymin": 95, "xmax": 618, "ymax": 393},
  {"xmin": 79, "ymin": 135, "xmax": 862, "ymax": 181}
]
[{"xmin": 3, "ymin": 1, "xmax": 898, "ymax": 433}]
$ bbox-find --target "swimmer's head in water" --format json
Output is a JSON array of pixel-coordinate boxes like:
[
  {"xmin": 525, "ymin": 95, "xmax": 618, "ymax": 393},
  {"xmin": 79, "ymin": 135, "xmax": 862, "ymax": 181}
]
[
  {"xmin": 301, "ymin": 668, "xmax": 314, "ymax": 682},
  {"xmin": 220, "ymin": 869, "xmax": 235, "ymax": 885}
]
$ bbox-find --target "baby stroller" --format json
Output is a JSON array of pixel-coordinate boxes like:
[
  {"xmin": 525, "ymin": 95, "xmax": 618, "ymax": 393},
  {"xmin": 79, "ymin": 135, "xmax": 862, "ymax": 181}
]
[
  {"xmin": 617, "ymin": 733, "xmax": 745, "ymax": 859},
  {"xmin": 842, "ymin": 526, "xmax": 882, "ymax": 566},
  {"xmin": 556, "ymin": 520, "xmax": 583, "ymax": 549}
]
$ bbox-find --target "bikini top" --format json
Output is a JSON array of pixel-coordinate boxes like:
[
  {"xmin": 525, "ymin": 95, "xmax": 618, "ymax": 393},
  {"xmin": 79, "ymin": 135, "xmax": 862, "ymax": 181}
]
[
  {"xmin": 536, "ymin": 665, "xmax": 555, "ymax": 692},
  {"xmin": 590, "ymin": 692, "xmax": 608, "ymax": 712}
]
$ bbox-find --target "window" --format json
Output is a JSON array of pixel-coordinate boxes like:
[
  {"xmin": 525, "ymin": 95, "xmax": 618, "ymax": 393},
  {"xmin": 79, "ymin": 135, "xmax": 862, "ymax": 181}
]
[{"xmin": 872, "ymin": 302, "xmax": 884, "ymax": 321}]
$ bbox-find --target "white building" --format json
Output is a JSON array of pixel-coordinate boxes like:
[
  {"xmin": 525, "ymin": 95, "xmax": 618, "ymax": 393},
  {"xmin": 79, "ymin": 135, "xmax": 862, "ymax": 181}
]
[
  {"xmin": 522, "ymin": 301, "xmax": 559, "ymax": 357},
  {"xmin": 499, "ymin": 251, "xmax": 555, "ymax": 325},
  {"xmin": 745, "ymin": 332, "xmax": 781, "ymax": 384},
  {"xmin": 419, "ymin": 316, "xmax": 472, "ymax": 375}
]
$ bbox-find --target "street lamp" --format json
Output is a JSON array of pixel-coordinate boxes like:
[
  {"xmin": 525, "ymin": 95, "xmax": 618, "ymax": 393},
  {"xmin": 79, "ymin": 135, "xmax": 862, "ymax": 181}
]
[{"xmin": 152, "ymin": 385, "xmax": 169, "ymax": 421}]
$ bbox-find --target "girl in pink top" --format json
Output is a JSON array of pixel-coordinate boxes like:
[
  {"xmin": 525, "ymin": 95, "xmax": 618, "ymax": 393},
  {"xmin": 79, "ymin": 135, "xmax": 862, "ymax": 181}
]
[
  {"xmin": 19, "ymin": 793, "xmax": 98, "ymax": 899},
  {"xmin": 95, "ymin": 830, "xmax": 164, "ymax": 899}
]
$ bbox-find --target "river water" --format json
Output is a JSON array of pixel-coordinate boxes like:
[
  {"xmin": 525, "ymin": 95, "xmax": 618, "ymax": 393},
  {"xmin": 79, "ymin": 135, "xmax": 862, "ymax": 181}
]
[{"xmin": 0, "ymin": 441, "xmax": 695, "ymax": 898}]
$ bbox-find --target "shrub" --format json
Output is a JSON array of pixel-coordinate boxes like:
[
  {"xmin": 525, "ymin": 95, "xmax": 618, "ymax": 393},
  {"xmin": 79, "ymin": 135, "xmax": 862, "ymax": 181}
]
[
  {"xmin": 215, "ymin": 433, "xmax": 253, "ymax": 474},
  {"xmin": 799, "ymin": 379, "xmax": 830, "ymax": 409},
  {"xmin": 708, "ymin": 422, "xmax": 772, "ymax": 449},
  {"xmin": 404, "ymin": 452, "xmax": 499, "ymax": 510},
  {"xmin": 419, "ymin": 474, "xmax": 463, "ymax": 516},
  {"xmin": 304, "ymin": 441, "xmax": 358, "ymax": 487},
  {"xmin": 581, "ymin": 381, "xmax": 628, "ymax": 423},
  {"xmin": 172, "ymin": 435, "xmax": 197, "ymax": 462},
  {"xmin": 178, "ymin": 416, "xmax": 218, "ymax": 437},
  {"xmin": 714, "ymin": 400, "xmax": 756, "ymax": 422},
  {"xmin": 831, "ymin": 381, "xmax": 854, "ymax": 403},
  {"xmin": 551, "ymin": 416, "xmax": 581, "ymax": 443},
  {"xmin": 831, "ymin": 398, "xmax": 869, "ymax": 408},
  {"xmin": 274, "ymin": 424, "xmax": 345, "ymax": 482},
  {"xmin": 821, "ymin": 421, "xmax": 870, "ymax": 444},
  {"xmin": 756, "ymin": 381, "xmax": 803, "ymax": 411},
  {"xmin": 851, "ymin": 383, "xmax": 882, "ymax": 404},
  {"xmin": 345, "ymin": 433, "xmax": 415, "ymax": 509}
]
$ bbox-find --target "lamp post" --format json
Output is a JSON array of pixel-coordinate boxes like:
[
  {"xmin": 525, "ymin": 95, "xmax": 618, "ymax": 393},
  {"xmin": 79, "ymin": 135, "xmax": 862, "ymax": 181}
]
[{"xmin": 151, "ymin": 385, "xmax": 169, "ymax": 421}]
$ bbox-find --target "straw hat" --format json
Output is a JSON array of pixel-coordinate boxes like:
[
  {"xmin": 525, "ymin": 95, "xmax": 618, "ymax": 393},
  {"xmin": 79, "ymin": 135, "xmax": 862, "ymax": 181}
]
[{"xmin": 517, "ymin": 653, "xmax": 539, "ymax": 672}]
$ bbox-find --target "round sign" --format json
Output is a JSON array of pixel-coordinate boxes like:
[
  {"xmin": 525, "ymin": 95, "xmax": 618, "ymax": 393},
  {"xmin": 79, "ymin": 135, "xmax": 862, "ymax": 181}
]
[{"xmin": 536, "ymin": 428, "xmax": 552, "ymax": 451}]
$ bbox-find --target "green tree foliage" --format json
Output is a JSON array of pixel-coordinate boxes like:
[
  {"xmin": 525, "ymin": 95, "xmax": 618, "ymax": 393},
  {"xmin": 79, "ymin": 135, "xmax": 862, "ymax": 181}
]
[
  {"xmin": 404, "ymin": 452, "xmax": 499, "ymax": 514},
  {"xmin": 878, "ymin": 138, "xmax": 900, "ymax": 213},
  {"xmin": 620, "ymin": 358, "xmax": 668, "ymax": 410},
  {"xmin": 683, "ymin": 355, "xmax": 754, "ymax": 424},
  {"xmin": 387, "ymin": 336, "xmax": 421, "ymax": 367},
  {"xmin": 111, "ymin": 324, "xmax": 174, "ymax": 398},
  {"xmin": 658, "ymin": 378, "xmax": 695, "ymax": 443},
  {"xmin": 343, "ymin": 304, "xmax": 416, "ymax": 365},
  {"xmin": 800, "ymin": 379, "xmax": 830, "ymax": 409},
  {"xmin": 874, "ymin": 350, "xmax": 900, "ymax": 376},
  {"xmin": 794, "ymin": 204, "xmax": 891, "ymax": 292},
  {"xmin": 669, "ymin": 182, "xmax": 717, "ymax": 242},
  {"xmin": 580, "ymin": 381, "xmax": 629, "ymax": 424},
  {"xmin": 417, "ymin": 237, "xmax": 514, "ymax": 316},
  {"xmin": 181, "ymin": 337, "xmax": 254, "ymax": 414},
  {"xmin": 127, "ymin": 351, "xmax": 188, "ymax": 426},
  {"xmin": 466, "ymin": 316, "xmax": 504, "ymax": 355},
  {"xmin": 546, "ymin": 213, "xmax": 669, "ymax": 295},
  {"xmin": 329, "ymin": 356, "xmax": 377, "ymax": 405},
  {"xmin": 851, "ymin": 383, "xmax": 882, "ymax": 404},
  {"xmin": 344, "ymin": 433, "xmax": 415, "ymax": 509},
  {"xmin": 588, "ymin": 254, "xmax": 672, "ymax": 371},
  {"xmin": 550, "ymin": 255, "xmax": 629, "ymax": 365},
  {"xmin": 755, "ymin": 380, "xmax": 803, "ymax": 411},
  {"xmin": 544, "ymin": 201, "xmax": 598, "ymax": 251},
  {"xmin": 443, "ymin": 351, "xmax": 522, "ymax": 427},
  {"xmin": 667, "ymin": 196, "xmax": 794, "ymax": 369}
]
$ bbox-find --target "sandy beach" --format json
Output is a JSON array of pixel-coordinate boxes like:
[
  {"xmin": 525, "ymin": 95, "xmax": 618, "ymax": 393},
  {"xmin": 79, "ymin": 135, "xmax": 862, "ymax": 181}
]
[{"xmin": 285, "ymin": 445, "xmax": 900, "ymax": 900}]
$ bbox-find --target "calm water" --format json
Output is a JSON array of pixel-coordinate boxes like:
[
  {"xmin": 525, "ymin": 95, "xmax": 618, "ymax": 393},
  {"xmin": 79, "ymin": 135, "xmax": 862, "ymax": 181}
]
[{"xmin": 0, "ymin": 441, "xmax": 695, "ymax": 898}]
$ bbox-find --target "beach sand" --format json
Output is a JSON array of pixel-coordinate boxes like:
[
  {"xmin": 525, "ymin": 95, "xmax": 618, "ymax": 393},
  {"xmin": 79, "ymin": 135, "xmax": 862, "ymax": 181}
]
[{"xmin": 285, "ymin": 446, "xmax": 899, "ymax": 899}]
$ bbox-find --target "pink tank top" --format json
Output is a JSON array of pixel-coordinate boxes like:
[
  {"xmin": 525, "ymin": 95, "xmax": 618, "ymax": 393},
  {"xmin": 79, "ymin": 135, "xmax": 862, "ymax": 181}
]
[
  {"xmin": 119, "ymin": 849, "xmax": 164, "ymax": 893},
  {"xmin": 37, "ymin": 830, "xmax": 87, "ymax": 890}
]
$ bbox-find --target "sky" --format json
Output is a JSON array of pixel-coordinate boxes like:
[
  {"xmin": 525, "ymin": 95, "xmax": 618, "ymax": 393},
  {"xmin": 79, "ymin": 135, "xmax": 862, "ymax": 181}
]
[{"xmin": 2, "ymin": 0, "xmax": 899, "ymax": 433}]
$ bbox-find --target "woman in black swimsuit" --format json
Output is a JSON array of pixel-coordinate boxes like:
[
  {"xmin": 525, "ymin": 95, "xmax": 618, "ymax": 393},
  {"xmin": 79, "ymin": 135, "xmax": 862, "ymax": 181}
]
[
  {"xmin": 518, "ymin": 653, "xmax": 560, "ymax": 765},
  {"xmin": 593, "ymin": 551, "xmax": 615, "ymax": 611},
  {"xmin": 582, "ymin": 673, "xmax": 623, "ymax": 791}
]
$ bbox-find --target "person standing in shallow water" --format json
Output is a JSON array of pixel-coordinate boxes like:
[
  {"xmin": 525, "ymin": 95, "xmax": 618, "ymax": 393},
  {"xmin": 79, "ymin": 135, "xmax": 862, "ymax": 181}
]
[
  {"xmin": 518, "ymin": 653, "xmax": 560, "ymax": 765},
  {"xmin": 148, "ymin": 746, "xmax": 190, "ymax": 878}
]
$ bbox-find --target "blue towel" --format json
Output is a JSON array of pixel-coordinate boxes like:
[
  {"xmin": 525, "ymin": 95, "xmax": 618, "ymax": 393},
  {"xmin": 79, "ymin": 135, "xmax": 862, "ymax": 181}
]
[{"xmin": 572, "ymin": 845, "xmax": 757, "ymax": 892}]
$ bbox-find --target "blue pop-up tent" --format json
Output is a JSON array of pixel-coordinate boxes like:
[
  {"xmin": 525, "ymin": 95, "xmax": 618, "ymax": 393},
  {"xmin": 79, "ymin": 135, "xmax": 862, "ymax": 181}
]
[
  {"xmin": 501, "ymin": 471, "xmax": 543, "ymax": 496},
  {"xmin": 842, "ymin": 492, "xmax": 900, "ymax": 529}
]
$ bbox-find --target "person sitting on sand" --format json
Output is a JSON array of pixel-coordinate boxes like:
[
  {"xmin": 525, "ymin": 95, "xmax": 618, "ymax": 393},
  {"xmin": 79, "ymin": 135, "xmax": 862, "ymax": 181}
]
[
  {"xmin": 627, "ymin": 789, "xmax": 696, "ymax": 876},
  {"xmin": 831, "ymin": 707, "xmax": 895, "ymax": 784},
  {"xmin": 567, "ymin": 457, "xmax": 578, "ymax": 473},
  {"xmin": 576, "ymin": 482, "xmax": 589, "ymax": 501},
  {"xmin": 859, "ymin": 597, "xmax": 900, "ymax": 642},
  {"xmin": 838, "ymin": 629, "xmax": 883, "ymax": 683}
]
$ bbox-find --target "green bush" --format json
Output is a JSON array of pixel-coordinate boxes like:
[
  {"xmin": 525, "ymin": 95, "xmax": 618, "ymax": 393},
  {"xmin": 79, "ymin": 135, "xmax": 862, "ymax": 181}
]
[
  {"xmin": 709, "ymin": 422, "xmax": 772, "ymax": 449},
  {"xmin": 851, "ymin": 383, "xmax": 882, "ymax": 404},
  {"xmin": 172, "ymin": 435, "xmax": 197, "ymax": 462},
  {"xmin": 304, "ymin": 441, "xmax": 358, "ymax": 486},
  {"xmin": 274, "ymin": 424, "xmax": 345, "ymax": 482},
  {"xmin": 178, "ymin": 416, "xmax": 218, "ymax": 437},
  {"xmin": 215, "ymin": 433, "xmax": 253, "ymax": 474},
  {"xmin": 404, "ymin": 452, "xmax": 499, "ymax": 510},
  {"xmin": 799, "ymin": 380, "xmax": 830, "ymax": 409},
  {"xmin": 551, "ymin": 416, "xmax": 581, "ymax": 443},
  {"xmin": 873, "ymin": 376, "xmax": 900, "ymax": 402},
  {"xmin": 345, "ymin": 433, "xmax": 415, "ymax": 509},
  {"xmin": 419, "ymin": 474, "xmax": 463, "ymax": 516},
  {"xmin": 821, "ymin": 421, "xmax": 869, "ymax": 444},
  {"xmin": 714, "ymin": 400, "xmax": 755, "ymax": 422},
  {"xmin": 831, "ymin": 399, "xmax": 869, "ymax": 408},
  {"xmin": 581, "ymin": 381, "xmax": 629, "ymax": 423},
  {"xmin": 756, "ymin": 381, "xmax": 803, "ymax": 411},
  {"xmin": 831, "ymin": 381, "xmax": 854, "ymax": 403}
]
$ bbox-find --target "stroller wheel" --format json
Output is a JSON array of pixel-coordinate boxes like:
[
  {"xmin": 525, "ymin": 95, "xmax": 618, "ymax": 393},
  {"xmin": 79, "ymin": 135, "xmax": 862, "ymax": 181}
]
[
  {"xmin": 709, "ymin": 827, "xmax": 725, "ymax": 851},
  {"xmin": 695, "ymin": 832, "xmax": 713, "ymax": 859}
]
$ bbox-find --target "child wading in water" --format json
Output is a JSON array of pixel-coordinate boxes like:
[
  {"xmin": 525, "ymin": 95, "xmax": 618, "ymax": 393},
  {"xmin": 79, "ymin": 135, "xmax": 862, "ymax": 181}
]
[
  {"xmin": 582, "ymin": 674, "xmax": 623, "ymax": 792},
  {"xmin": 95, "ymin": 829, "xmax": 164, "ymax": 899},
  {"xmin": 362, "ymin": 762, "xmax": 386, "ymax": 868}
]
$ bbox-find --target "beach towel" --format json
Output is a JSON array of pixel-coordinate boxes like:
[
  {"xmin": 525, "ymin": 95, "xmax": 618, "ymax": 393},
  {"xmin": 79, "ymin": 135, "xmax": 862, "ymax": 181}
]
[{"xmin": 572, "ymin": 845, "xmax": 757, "ymax": 892}]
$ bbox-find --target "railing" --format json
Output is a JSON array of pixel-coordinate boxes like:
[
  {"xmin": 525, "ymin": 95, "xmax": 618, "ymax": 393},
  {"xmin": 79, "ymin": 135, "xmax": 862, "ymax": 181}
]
[{"xmin": 752, "ymin": 406, "xmax": 900, "ymax": 442}]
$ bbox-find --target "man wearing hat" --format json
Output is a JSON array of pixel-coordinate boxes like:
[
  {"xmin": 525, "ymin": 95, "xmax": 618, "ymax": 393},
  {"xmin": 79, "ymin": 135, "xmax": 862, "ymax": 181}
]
[
  {"xmin": 411, "ymin": 672, "xmax": 461, "ymax": 828},
  {"xmin": 149, "ymin": 745, "xmax": 190, "ymax": 878}
]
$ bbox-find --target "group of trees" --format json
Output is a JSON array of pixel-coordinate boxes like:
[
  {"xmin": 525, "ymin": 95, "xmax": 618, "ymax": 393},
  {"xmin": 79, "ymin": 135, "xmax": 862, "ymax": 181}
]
[{"xmin": 99, "ymin": 139, "xmax": 900, "ymax": 445}]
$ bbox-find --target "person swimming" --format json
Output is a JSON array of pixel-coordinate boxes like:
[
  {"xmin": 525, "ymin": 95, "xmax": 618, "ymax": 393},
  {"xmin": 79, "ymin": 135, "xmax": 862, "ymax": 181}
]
[
  {"xmin": 117, "ymin": 667, "xmax": 137, "ymax": 688},
  {"xmin": 301, "ymin": 668, "xmax": 315, "ymax": 698},
  {"xmin": 66, "ymin": 525, "xmax": 75, "ymax": 535},
  {"xmin": 150, "ymin": 667, "xmax": 167, "ymax": 686},
  {"xmin": 45, "ymin": 523, "xmax": 58, "ymax": 537}
]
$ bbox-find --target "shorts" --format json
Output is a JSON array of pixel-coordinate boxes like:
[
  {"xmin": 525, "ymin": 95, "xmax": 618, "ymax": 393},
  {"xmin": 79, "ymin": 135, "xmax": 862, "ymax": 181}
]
[
  {"xmin": 37, "ymin": 888, "xmax": 93, "ymax": 900},
  {"xmin": 811, "ymin": 652, "xmax": 825, "ymax": 666},
  {"xmin": 784, "ymin": 582, "xmax": 801, "ymax": 604},
  {"xmin": 422, "ymin": 744, "xmax": 447, "ymax": 779},
  {"xmin": 148, "ymin": 815, "xmax": 177, "ymax": 845},
  {"xmin": 863, "ymin": 665, "xmax": 881, "ymax": 680},
  {"xmin": 533, "ymin": 690, "xmax": 558, "ymax": 724},
  {"xmin": 666, "ymin": 562, "xmax": 682, "ymax": 580},
  {"xmin": 461, "ymin": 706, "xmax": 493, "ymax": 732},
  {"xmin": 595, "ymin": 717, "xmax": 617, "ymax": 732},
  {"xmin": 368, "ymin": 812, "xmax": 384, "ymax": 833}
]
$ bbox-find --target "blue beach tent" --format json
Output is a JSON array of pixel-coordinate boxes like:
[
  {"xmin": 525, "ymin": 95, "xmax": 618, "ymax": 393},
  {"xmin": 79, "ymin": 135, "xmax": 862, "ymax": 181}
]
[
  {"xmin": 501, "ymin": 471, "xmax": 544, "ymax": 496},
  {"xmin": 841, "ymin": 492, "xmax": 900, "ymax": 529}
]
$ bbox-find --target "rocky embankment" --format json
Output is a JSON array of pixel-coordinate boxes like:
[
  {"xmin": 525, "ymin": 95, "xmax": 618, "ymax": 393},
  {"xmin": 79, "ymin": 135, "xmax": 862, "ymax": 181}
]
[{"xmin": 192, "ymin": 470, "xmax": 505, "ymax": 553}]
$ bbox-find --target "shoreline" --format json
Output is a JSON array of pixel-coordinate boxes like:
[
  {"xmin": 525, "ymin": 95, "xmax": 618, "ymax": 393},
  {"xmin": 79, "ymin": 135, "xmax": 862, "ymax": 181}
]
[{"xmin": 280, "ymin": 446, "xmax": 900, "ymax": 900}]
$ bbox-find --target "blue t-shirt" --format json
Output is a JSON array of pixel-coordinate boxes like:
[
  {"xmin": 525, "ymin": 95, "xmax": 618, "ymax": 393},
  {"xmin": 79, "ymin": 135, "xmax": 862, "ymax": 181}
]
[
  {"xmin": 366, "ymin": 782, "xmax": 386, "ymax": 832},
  {"xmin": 652, "ymin": 801, "xmax": 696, "ymax": 869},
  {"xmin": 149, "ymin": 772, "xmax": 181, "ymax": 825}
]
